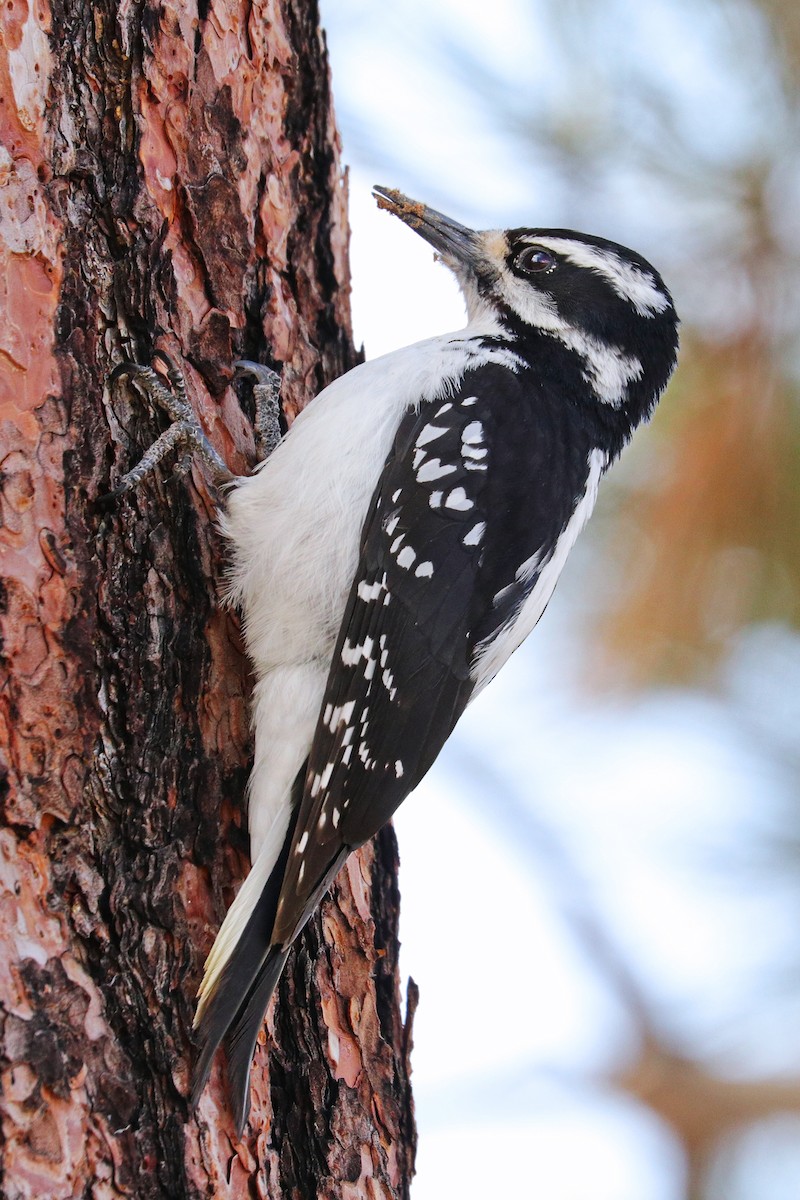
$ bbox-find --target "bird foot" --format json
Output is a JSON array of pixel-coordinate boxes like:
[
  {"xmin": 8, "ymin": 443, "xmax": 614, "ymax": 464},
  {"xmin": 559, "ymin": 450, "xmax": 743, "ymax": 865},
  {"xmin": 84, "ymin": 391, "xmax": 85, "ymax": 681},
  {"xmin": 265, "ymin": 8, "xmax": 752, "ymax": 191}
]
[
  {"xmin": 105, "ymin": 355, "xmax": 284, "ymax": 503},
  {"xmin": 233, "ymin": 360, "xmax": 283, "ymax": 460}
]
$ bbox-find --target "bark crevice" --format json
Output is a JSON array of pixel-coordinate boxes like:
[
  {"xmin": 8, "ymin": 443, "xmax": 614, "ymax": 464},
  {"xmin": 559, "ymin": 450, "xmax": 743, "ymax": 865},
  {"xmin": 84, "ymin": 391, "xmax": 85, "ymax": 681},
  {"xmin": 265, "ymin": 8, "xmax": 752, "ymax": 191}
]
[{"xmin": 0, "ymin": 1, "xmax": 414, "ymax": 1195}]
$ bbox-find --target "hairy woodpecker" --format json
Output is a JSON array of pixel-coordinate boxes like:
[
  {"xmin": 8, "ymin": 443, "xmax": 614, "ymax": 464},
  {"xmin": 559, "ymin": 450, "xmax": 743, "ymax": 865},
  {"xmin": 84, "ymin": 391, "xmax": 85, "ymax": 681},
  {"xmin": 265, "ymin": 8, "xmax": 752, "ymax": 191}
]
[{"xmin": 112, "ymin": 186, "xmax": 678, "ymax": 1134}]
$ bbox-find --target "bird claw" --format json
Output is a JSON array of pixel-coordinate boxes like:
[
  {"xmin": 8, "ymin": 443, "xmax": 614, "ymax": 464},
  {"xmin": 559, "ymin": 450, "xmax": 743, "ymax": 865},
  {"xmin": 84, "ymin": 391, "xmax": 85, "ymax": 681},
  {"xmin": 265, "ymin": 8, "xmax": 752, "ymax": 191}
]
[
  {"xmin": 233, "ymin": 360, "xmax": 283, "ymax": 459},
  {"xmin": 105, "ymin": 354, "xmax": 284, "ymax": 505},
  {"xmin": 111, "ymin": 359, "xmax": 234, "ymax": 490}
]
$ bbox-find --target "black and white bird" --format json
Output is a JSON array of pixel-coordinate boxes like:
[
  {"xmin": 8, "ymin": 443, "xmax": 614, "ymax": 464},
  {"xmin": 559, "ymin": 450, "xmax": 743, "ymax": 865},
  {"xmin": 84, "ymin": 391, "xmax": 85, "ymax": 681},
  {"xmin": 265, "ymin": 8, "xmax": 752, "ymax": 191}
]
[{"xmin": 120, "ymin": 187, "xmax": 678, "ymax": 1132}]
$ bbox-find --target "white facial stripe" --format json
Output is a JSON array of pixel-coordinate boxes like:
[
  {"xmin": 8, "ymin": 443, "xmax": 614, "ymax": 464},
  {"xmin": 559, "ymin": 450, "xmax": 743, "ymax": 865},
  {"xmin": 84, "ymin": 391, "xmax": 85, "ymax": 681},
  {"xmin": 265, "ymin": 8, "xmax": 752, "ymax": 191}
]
[
  {"xmin": 494, "ymin": 262, "xmax": 642, "ymax": 405},
  {"xmin": 561, "ymin": 328, "xmax": 643, "ymax": 406},
  {"xmin": 530, "ymin": 237, "xmax": 670, "ymax": 317},
  {"xmin": 495, "ymin": 268, "xmax": 563, "ymax": 332}
]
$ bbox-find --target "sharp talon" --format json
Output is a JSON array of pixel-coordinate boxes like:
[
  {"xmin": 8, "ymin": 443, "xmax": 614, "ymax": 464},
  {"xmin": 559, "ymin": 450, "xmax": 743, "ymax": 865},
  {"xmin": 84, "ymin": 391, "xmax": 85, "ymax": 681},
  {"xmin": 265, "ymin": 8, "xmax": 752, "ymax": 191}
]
[
  {"xmin": 233, "ymin": 360, "xmax": 279, "ymax": 385},
  {"xmin": 96, "ymin": 484, "xmax": 128, "ymax": 508},
  {"xmin": 109, "ymin": 361, "xmax": 149, "ymax": 386},
  {"xmin": 152, "ymin": 349, "xmax": 177, "ymax": 372}
]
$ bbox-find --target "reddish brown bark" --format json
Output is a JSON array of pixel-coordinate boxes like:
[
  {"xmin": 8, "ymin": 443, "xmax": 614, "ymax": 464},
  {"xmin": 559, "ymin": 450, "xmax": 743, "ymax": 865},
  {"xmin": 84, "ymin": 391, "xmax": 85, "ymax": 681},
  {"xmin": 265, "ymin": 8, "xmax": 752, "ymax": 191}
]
[{"xmin": 0, "ymin": 2, "xmax": 415, "ymax": 1196}]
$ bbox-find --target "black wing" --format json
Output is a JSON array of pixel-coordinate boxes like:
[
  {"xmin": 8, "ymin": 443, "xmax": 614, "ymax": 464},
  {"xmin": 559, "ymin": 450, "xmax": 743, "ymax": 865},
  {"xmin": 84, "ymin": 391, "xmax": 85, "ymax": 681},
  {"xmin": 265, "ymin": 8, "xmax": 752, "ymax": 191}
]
[{"xmin": 271, "ymin": 361, "xmax": 595, "ymax": 946}]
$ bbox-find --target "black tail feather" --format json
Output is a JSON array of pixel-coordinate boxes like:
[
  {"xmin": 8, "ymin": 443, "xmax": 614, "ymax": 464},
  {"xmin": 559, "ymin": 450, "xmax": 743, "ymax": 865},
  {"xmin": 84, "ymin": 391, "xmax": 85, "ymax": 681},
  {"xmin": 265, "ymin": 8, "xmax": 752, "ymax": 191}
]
[
  {"xmin": 223, "ymin": 843, "xmax": 351, "ymax": 1134},
  {"xmin": 191, "ymin": 794, "xmax": 301, "ymax": 1110},
  {"xmin": 225, "ymin": 944, "xmax": 291, "ymax": 1136},
  {"xmin": 190, "ymin": 890, "xmax": 278, "ymax": 1109}
]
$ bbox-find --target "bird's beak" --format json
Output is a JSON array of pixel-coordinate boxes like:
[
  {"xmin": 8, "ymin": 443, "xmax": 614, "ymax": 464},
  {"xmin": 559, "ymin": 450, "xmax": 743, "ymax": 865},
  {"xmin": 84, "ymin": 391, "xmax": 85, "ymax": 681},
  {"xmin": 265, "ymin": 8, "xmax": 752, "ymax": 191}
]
[{"xmin": 373, "ymin": 186, "xmax": 479, "ymax": 270}]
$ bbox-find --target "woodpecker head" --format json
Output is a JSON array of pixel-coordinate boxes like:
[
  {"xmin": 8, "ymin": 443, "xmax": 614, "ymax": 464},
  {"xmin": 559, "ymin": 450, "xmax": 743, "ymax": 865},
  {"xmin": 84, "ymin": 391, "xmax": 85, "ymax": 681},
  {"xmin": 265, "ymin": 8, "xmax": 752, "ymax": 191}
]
[{"xmin": 374, "ymin": 186, "xmax": 678, "ymax": 417}]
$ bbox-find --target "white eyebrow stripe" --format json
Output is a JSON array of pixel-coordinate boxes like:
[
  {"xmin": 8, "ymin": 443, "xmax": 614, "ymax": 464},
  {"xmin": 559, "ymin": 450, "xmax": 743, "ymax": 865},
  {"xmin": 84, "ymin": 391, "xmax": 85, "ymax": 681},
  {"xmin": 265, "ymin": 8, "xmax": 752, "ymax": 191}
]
[{"xmin": 530, "ymin": 237, "xmax": 670, "ymax": 317}]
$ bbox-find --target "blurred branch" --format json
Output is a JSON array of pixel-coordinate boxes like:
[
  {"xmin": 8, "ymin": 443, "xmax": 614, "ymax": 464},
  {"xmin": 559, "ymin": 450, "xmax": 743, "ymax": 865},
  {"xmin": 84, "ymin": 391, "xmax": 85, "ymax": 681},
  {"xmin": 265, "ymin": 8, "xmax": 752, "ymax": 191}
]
[
  {"xmin": 452, "ymin": 737, "xmax": 800, "ymax": 1197},
  {"xmin": 616, "ymin": 1044, "xmax": 800, "ymax": 1198}
]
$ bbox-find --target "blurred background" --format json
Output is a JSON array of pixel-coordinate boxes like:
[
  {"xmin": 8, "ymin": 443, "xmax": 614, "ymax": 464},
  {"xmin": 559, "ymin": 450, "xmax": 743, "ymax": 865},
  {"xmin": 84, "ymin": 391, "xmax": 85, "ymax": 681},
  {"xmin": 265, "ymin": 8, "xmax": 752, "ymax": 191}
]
[{"xmin": 319, "ymin": 2, "xmax": 800, "ymax": 1196}]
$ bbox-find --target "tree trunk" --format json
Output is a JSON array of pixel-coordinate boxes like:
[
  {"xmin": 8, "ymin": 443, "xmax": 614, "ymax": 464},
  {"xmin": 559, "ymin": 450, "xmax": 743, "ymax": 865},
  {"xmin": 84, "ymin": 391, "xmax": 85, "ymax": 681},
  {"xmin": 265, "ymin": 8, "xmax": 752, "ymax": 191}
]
[{"xmin": 0, "ymin": 2, "xmax": 416, "ymax": 1196}]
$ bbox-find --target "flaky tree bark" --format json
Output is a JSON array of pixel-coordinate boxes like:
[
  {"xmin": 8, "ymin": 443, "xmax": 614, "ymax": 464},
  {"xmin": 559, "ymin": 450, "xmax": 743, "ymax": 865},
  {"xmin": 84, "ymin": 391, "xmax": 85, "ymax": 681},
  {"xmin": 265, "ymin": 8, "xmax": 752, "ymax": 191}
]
[{"xmin": 0, "ymin": 2, "xmax": 416, "ymax": 1196}]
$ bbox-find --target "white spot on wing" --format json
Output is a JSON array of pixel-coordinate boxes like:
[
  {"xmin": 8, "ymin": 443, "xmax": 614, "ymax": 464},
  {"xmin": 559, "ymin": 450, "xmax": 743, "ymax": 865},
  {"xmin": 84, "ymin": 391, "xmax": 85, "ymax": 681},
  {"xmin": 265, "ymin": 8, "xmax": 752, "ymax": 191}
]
[
  {"xmin": 341, "ymin": 638, "xmax": 375, "ymax": 667},
  {"xmin": 416, "ymin": 424, "xmax": 447, "ymax": 447},
  {"xmin": 320, "ymin": 761, "xmax": 334, "ymax": 789},
  {"xmin": 463, "ymin": 521, "xmax": 485, "ymax": 546},
  {"xmin": 417, "ymin": 458, "xmax": 457, "ymax": 483},
  {"xmin": 397, "ymin": 545, "xmax": 417, "ymax": 569},
  {"xmin": 395, "ymin": 761, "xmax": 404, "ymax": 778},
  {"xmin": 445, "ymin": 487, "xmax": 473, "ymax": 511},
  {"xmin": 415, "ymin": 560, "xmax": 434, "ymax": 577},
  {"xmin": 341, "ymin": 640, "xmax": 358, "ymax": 666},
  {"xmin": 462, "ymin": 421, "xmax": 483, "ymax": 445},
  {"xmin": 358, "ymin": 577, "xmax": 384, "ymax": 602}
]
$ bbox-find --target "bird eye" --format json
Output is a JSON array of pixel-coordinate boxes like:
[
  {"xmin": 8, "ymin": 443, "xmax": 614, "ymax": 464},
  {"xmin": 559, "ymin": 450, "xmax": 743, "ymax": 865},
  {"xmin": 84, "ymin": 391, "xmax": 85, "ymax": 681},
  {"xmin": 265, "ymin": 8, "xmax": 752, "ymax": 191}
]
[{"xmin": 515, "ymin": 247, "xmax": 556, "ymax": 274}]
